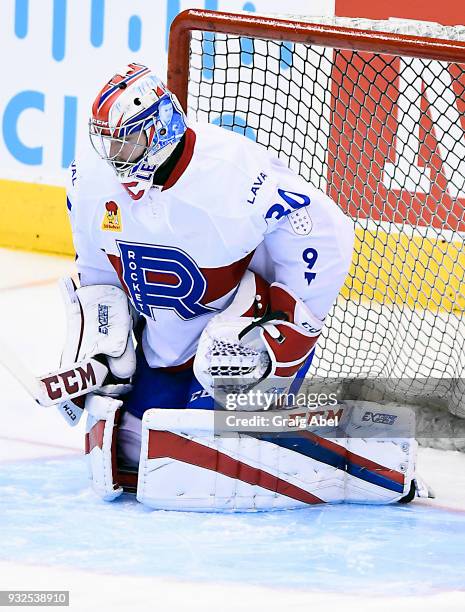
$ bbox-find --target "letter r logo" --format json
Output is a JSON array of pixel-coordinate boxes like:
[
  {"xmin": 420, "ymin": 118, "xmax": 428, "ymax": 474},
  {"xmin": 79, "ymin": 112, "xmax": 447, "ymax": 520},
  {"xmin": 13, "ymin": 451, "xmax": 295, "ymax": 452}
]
[{"xmin": 117, "ymin": 241, "xmax": 216, "ymax": 320}]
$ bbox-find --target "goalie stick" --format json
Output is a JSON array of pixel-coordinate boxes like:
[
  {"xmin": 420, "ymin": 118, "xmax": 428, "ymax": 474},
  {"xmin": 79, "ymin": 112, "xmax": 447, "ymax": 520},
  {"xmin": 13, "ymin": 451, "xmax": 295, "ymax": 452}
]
[{"xmin": 0, "ymin": 336, "xmax": 109, "ymax": 425}]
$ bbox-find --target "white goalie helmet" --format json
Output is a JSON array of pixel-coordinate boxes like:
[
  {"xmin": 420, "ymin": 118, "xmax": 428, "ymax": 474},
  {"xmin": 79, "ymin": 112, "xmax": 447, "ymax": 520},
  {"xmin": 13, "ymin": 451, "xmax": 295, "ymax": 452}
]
[{"xmin": 89, "ymin": 62, "xmax": 188, "ymax": 201}]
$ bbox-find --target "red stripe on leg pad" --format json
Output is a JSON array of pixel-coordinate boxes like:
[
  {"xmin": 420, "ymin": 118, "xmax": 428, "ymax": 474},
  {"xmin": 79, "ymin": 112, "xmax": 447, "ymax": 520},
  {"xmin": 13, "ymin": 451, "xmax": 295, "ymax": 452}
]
[
  {"xmin": 86, "ymin": 420, "xmax": 106, "ymax": 454},
  {"xmin": 148, "ymin": 430, "xmax": 324, "ymax": 505}
]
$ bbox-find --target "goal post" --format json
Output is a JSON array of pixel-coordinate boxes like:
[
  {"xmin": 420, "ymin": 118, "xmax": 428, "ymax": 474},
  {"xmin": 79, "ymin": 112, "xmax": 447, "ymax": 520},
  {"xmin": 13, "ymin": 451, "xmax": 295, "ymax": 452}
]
[{"xmin": 167, "ymin": 9, "xmax": 465, "ymax": 419}]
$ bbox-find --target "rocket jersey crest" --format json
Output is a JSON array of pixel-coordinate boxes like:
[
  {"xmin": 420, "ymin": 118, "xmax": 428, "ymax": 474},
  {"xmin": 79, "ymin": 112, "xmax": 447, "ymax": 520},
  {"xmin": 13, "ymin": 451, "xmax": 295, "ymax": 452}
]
[{"xmin": 116, "ymin": 242, "xmax": 216, "ymax": 321}]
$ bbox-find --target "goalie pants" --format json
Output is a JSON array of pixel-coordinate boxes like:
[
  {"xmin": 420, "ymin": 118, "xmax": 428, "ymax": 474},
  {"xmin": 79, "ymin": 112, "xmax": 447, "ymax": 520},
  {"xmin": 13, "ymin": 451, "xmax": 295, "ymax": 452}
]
[{"xmin": 124, "ymin": 348, "xmax": 214, "ymax": 419}]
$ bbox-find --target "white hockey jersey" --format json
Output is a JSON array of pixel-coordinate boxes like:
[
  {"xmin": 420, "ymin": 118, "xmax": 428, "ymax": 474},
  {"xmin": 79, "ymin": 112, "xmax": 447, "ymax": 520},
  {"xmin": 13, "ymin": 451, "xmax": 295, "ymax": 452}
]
[{"xmin": 67, "ymin": 122, "xmax": 354, "ymax": 369}]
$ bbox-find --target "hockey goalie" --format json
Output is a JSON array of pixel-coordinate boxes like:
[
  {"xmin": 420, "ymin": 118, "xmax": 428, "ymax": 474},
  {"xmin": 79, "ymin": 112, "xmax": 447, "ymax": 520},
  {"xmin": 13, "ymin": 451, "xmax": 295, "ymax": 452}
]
[{"xmin": 58, "ymin": 62, "xmax": 430, "ymax": 511}]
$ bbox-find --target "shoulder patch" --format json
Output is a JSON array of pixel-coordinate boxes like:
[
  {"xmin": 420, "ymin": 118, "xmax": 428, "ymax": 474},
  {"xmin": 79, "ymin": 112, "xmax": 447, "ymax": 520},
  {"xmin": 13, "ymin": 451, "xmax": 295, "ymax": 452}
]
[
  {"xmin": 288, "ymin": 208, "xmax": 313, "ymax": 235},
  {"xmin": 101, "ymin": 201, "xmax": 122, "ymax": 232}
]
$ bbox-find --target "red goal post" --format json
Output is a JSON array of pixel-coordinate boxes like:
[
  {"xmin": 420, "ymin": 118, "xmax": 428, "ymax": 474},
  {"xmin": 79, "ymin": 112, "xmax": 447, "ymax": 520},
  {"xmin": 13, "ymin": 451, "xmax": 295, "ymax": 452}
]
[{"xmin": 167, "ymin": 9, "xmax": 465, "ymax": 420}]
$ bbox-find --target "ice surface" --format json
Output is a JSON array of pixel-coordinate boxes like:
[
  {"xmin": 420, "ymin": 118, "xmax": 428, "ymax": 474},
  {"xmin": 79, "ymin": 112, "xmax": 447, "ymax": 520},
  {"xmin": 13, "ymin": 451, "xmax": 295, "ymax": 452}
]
[
  {"xmin": 1, "ymin": 249, "xmax": 465, "ymax": 611},
  {"xmin": 2, "ymin": 456, "xmax": 465, "ymax": 596}
]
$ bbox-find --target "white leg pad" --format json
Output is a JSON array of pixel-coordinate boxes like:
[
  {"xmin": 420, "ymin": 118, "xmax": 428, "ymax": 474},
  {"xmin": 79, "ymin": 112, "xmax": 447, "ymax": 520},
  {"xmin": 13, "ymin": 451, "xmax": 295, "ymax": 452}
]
[
  {"xmin": 136, "ymin": 405, "xmax": 417, "ymax": 511},
  {"xmin": 85, "ymin": 395, "xmax": 124, "ymax": 501}
]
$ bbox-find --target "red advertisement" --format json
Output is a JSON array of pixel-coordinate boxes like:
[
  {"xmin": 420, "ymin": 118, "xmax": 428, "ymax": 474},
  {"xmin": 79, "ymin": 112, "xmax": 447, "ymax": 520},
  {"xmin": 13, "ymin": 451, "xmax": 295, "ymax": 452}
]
[
  {"xmin": 331, "ymin": 0, "xmax": 465, "ymax": 231},
  {"xmin": 336, "ymin": 0, "xmax": 465, "ymax": 26}
]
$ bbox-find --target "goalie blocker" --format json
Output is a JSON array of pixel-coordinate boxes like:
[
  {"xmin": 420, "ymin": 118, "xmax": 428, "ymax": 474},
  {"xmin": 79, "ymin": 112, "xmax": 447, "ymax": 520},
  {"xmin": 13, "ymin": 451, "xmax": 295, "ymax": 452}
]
[{"xmin": 85, "ymin": 397, "xmax": 432, "ymax": 510}]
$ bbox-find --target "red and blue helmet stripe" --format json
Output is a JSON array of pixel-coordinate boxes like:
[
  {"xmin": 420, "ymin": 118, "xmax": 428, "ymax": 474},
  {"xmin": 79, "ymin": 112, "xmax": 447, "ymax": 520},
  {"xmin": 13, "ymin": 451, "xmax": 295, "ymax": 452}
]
[
  {"xmin": 97, "ymin": 64, "xmax": 150, "ymax": 111},
  {"xmin": 91, "ymin": 63, "xmax": 151, "ymax": 126}
]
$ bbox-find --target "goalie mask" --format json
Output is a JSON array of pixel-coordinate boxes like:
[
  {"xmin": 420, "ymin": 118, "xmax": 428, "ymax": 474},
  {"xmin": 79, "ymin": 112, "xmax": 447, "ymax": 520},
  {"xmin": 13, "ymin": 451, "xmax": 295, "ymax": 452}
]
[{"xmin": 89, "ymin": 63, "xmax": 188, "ymax": 201}]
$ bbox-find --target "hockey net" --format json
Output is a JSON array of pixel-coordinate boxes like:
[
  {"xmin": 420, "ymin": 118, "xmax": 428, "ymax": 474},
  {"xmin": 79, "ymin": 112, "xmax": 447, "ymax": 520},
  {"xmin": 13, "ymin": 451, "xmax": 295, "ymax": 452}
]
[{"xmin": 168, "ymin": 11, "xmax": 465, "ymax": 426}]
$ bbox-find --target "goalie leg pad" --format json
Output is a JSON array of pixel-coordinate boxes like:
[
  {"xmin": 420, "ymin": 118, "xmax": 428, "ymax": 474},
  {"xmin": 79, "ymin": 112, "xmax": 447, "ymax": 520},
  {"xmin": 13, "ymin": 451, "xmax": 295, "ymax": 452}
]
[
  {"xmin": 85, "ymin": 394, "xmax": 124, "ymax": 501},
  {"xmin": 135, "ymin": 407, "xmax": 420, "ymax": 511}
]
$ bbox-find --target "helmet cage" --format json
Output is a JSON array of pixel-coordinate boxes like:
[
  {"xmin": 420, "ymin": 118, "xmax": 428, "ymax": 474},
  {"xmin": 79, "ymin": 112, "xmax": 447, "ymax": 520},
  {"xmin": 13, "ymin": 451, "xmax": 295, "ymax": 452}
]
[{"xmin": 89, "ymin": 116, "xmax": 156, "ymax": 178}]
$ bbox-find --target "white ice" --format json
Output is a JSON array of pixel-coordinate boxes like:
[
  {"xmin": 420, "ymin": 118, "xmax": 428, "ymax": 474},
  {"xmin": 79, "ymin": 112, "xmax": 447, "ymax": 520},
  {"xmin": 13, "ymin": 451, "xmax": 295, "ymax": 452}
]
[{"xmin": 1, "ymin": 248, "xmax": 465, "ymax": 612}]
